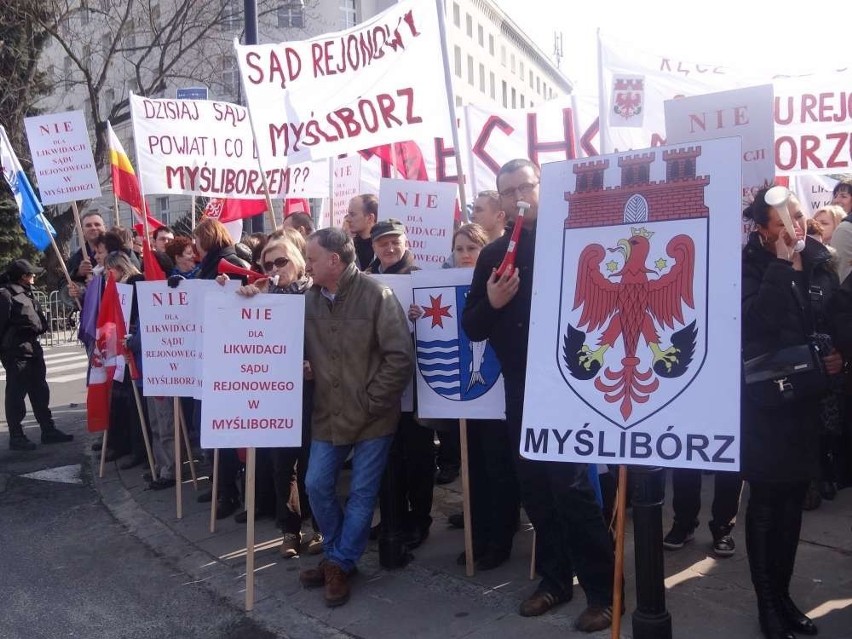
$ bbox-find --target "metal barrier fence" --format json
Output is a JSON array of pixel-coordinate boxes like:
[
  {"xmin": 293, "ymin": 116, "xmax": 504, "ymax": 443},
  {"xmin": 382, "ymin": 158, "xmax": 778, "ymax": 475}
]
[{"xmin": 36, "ymin": 289, "xmax": 81, "ymax": 347}]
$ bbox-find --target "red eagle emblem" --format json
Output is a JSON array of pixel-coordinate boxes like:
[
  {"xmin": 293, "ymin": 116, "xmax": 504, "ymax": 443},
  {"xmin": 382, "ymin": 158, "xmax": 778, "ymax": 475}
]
[{"xmin": 566, "ymin": 227, "xmax": 696, "ymax": 421}]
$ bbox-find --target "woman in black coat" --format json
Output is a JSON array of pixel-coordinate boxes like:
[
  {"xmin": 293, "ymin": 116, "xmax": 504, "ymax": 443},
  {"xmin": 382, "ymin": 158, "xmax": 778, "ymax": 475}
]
[{"xmin": 741, "ymin": 187, "xmax": 843, "ymax": 639}]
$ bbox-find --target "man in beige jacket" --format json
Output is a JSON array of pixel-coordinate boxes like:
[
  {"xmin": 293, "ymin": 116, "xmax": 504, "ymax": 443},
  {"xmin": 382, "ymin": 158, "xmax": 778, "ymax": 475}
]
[{"xmin": 298, "ymin": 227, "xmax": 414, "ymax": 608}]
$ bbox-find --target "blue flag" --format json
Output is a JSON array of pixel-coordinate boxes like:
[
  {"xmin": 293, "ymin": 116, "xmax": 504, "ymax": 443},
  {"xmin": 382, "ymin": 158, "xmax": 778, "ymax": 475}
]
[{"xmin": 0, "ymin": 124, "xmax": 56, "ymax": 251}]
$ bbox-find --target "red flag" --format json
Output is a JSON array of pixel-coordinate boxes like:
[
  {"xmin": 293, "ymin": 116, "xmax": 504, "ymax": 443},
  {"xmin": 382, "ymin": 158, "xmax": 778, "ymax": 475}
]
[
  {"xmin": 363, "ymin": 141, "xmax": 429, "ymax": 181},
  {"xmin": 203, "ymin": 197, "xmax": 267, "ymax": 223},
  {"xmin": 107, "ymin": 122, "xmax": 164, "ymax": 232},
  {"xmin": 142, "ymin": 237, "xmax": 166, "ymax": 281},
  {"xmin": 87, "ymin": 274, "xmax": 126, "ymax": 432},
  {"xmin": 284, "ymin": 198, "xmax": 310, "ymax": 217}
]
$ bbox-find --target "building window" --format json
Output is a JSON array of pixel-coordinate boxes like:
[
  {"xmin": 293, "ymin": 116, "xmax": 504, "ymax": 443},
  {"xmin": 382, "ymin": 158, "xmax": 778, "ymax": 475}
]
[
  {"xmin": 151, "ymin": 3, "xmax": 160, "ymax": 25},
  {"xmin": 467, "ymin": 56, "xmax": 474, "ymax": 86},
  {"xmin": 536, "ymin": 76, "xmax": 541, "ymax": 93},
  {"xmin": 520, "ymin": 95, "xmax": 525, "ymax": 108},
  {"xmin": 479, "ymin": 64, "xmax": 485, "ymax": 92},
  {"xmin": 222, "ymin": 56, "xmax": 238, "ymax": 95},
  {"xmin": 221, "ymin": 0, "xmax": 241, "ymax": 31},
  {"xmin": 502, "ymin": 81, "xmax": 507, "ymax": 108},
  {"xmin": 104, "ymin": 88, "xmax": 115, "ymax": 112},
  {"xmin": 63, "ymin": 57, "xmax": 73, "ymax": 89},
  {"xmin": 489, "ymin": 72, "xmax": 495, "ymax": 99},
  {"xmin": 510, "ymin": 53, "xmax": 515, "ymax": 73},
  {"xmin": 127, "ymin": 77, "xmax": 139, "ymax": 93},
  {"xmin": 157, "ymin": 197, "xmax": 170, "ymax": 222},
  {"xmin": 80, "ymin": 7, "xmax": 90, "ymax": 26},
  {"xmin": 124, "ymin": 17, "xmax": 136, "ymax": 49},
  {"xmin": 454, "ymin": 46, "xmax": 461, "ymax": 78},
  {"xmin": 82, "ymin": 44, "xmax": 91, "ymax": 61},
  {"xmin": 488, "ymin": 34, "xmax": 494, "ymax": 55},
  {"xmin": 477, "ymin": 25, "xmax": 484, "ymax": 46},
  {"xmin": 511, "ymin": 87, "xmax": 516, "ymax": 108},
  {"xmin": 456, "ymin": 96, "xmax": 463, "ymax": 107},
  {"xmin": 529, "ymin": 70, "xmax": 534, "ymax": 88},
  {"xmin": 519, "ymin": 61, "xmax": 524, "ymax": 79},
  {"xmin": 453, "ymin": 2, "xmax": 460, "ymax": 27},
  {"xmin": 501, "ymin": 45, "xmax": 506, "ymax": 66},
  {"xmin": 101, "ymin": 34, "xmax": 111, "ymax": 55},
  {"xmin": 465, "ymin": 14, "xmax": 472, "ymax": 37},
  {"xmin": 339, "ymin": 0, "xmax": 356, "ymax": 29},
  {"xmin": 279, "ymin": 2, "xmax": 305, "ymax": 28}
]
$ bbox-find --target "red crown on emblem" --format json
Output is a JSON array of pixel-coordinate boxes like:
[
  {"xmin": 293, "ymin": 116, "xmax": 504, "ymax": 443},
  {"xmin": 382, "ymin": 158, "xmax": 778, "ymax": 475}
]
[{"xmin": 614, "ymin": 78, "xmax": 643, "ymax": 91}]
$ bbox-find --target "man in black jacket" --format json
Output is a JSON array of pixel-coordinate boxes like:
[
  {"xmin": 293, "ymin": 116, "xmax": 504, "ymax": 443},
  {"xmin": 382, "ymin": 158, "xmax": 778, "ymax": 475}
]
[
  {"xmin": 0, "ymin": 259, "xmax": 73, "ymax": 450},
  {"xmin": 462, "ymin": 159, "xmax": 615, "ymax": 633}
]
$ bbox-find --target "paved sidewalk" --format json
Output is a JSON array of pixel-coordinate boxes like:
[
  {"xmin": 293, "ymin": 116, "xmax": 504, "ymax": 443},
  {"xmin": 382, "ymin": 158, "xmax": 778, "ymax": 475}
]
[{"xmin": 92, "ymin": 452, "xmax": 852, "ymax": 639}]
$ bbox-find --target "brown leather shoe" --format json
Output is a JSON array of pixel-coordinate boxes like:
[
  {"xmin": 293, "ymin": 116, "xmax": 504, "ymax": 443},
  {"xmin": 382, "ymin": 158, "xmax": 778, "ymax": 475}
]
[
  {"xmin": 299, "ymin": 560, "xmax": 327, "ymax": 588},
  {"xmin": 519, "ymin": 590, "xmax": 564, "ymax": 617},
  {"xmin": 574, "ymin": 605, "xmax": 614, "ymax": 632},
  {"xmin": 324, "ymin": 562, "xmax": 351, "ymax": 607}
]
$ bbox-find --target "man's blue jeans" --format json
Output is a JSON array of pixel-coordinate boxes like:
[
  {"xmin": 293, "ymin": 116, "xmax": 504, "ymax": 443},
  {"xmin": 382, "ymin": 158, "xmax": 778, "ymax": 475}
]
[{"xmin": 306, "ymin": 435, "xmax": 393, "ymax": 573}]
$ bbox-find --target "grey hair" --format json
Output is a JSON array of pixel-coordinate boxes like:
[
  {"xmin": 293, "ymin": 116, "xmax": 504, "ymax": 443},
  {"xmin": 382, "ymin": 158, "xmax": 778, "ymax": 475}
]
[{"xmin": 309, "ymin": 227, "xmax": 356, "ymax": 265}]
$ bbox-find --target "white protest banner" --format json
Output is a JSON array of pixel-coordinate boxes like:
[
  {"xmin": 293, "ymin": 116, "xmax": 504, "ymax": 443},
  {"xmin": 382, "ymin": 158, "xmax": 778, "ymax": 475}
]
[
  {"xmin": 377, "ymin": 178, "xmax": 456, "ymax": 269},
  {"xmin": 411, "ymin": 269, "xmax": 504, "ymax": 419},
  {"xmin": 200, "ymin": 294, "xmax": 304, "ymax": 449},
  {"xmin": 461, "ymin": 99, "xmax": 588, "ymax": 197},
  {"xmin": 129, "ymin": 94, "xmax": 328, "ymax": 198},
  {"xmin": 790, "ymin": 173, "xmax": 839, "ymax": 218},
  {"xmin": 523, "ymin": 138, "xmax": 742, "ymax": 470},
  {"xmin": 23, "ymin": 110, "xmax": 101, "ymax": 204},
  {"xmin": 598, "ymin": 31, "xmax": 852, "ymax": 176},
  {"xmin": 137, "ymin": 279, "xmax": 239, "ymax": 398},
  {"xmin": 370, "ymin": 274, "xmax": 414, "ymax": 412},
  {"xmin": 116, "ymin": 282, "xmax": 134, "ymax": 332},
  {"xmin": 665, "ymin": 84, "xmax": 775, "ymax": 205},
  {"xmin": 330, "ymin": 155, "xmax": 362, "ymax": 229},
  {"xmin": 235, "ymin": 0, "xmax": 452, "ymax": 165}
]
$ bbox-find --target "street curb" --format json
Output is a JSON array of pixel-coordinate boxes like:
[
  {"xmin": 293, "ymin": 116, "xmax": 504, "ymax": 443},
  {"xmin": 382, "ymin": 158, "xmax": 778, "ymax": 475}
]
[{"xmin": 89, "ymin": 457, "xmax": 356, "ymax": 639}]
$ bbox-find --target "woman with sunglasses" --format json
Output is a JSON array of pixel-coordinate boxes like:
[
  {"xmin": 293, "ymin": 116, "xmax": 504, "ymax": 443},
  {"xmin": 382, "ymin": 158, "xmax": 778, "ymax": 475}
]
[{"xmin": 224, "ymin": 236, "xmax": 322, "ymax": 558}]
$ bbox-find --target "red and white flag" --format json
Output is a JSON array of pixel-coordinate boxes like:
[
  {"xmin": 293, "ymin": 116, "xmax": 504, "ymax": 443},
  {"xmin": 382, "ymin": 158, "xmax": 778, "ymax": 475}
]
[
  {"xmin": 203, "ymin": 197, "xmax": 267, "ymax": 223},
  {"xmin": 86, "ymin": 274, "xmax": 127, "ymax": 432}
]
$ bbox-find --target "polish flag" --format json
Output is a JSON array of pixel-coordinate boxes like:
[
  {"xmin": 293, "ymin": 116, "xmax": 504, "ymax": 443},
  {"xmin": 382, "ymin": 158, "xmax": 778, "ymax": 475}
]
[{"xmin": 107, "ymin": 121, "xmax": 163, "ymax": 232}]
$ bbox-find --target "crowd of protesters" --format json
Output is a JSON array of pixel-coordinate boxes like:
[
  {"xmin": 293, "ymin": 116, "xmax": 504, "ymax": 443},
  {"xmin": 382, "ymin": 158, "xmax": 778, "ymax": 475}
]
[{"xmin": 4, "ymin": 165, "xmax": 852, "ymax": 638}]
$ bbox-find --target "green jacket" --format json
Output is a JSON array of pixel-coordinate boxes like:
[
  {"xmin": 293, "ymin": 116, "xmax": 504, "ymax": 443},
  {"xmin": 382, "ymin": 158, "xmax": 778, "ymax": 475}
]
[{"xmin": 304, "ymin": 263, "xmax": 414, "ymax": 444}]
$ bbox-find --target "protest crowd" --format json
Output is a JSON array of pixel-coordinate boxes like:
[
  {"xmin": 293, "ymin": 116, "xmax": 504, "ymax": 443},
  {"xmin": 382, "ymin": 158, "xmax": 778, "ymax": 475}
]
[
  {"xmin": 2, "ymin": 3, "xmax": 852, "ymax": 638},
  {"xmin": 3, "ymin": 166, "xmax": 851, "ymax": 638}
]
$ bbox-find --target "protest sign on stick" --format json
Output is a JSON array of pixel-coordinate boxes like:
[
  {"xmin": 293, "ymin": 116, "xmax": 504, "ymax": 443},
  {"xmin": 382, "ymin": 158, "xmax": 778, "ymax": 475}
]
[{"xmin": 200, "ymin": 292, "xmax": 304, "ymax": 611}]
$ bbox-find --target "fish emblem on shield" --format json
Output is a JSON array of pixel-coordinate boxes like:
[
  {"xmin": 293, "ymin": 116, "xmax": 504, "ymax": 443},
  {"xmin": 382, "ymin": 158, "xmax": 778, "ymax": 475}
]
[
  {"xmin": 558, "ymin": 150, "xmax": 709, "ymax": 429},
  {"xmin": 414, "ymin": 285, "xmax": 501, "ymax": 401}
]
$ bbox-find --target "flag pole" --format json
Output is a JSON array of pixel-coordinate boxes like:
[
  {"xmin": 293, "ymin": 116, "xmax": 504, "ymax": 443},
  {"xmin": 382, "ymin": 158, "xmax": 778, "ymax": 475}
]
[
  {"xmin": 611, "ymin": 465, "xmax": 628, "ymax": 639},
  {"xmin": 191, "ymin": 195, "xmax": 196, "ymax": 230},
  {"xmin": 173, "ymin": 396, "xmax": 183, "ymax": 519},
  {"xmin": 177, "ymin": 406, "xmax": 198, "ymax": 489},
  {"xmin": 70, "ymin": 201, "xmax": 87, "ymax": 251},
  {"xmin": 41, "ymin": 213, "xmax": 81, "ymax": 310},
  {"xmin": 435, "ymin": 0, "xmax": 468, "ymax": 213},
  {"xmin": 245, "ymin": 447, "xmax": 257, "ymax": 611},
  {"xmin": 113, "ymin": 194, "xmax": 120, "ymax": 227},
  {"xmin": 459, "ymin": 417, "xmax": 474, "ymax": 577},
  {"xmin": 131, "ymin": 381, "xmax": 157, "ymax": 480},
  {"xmin": 209, "ymin": 448, "xmax": 220, "ymax": 533}
]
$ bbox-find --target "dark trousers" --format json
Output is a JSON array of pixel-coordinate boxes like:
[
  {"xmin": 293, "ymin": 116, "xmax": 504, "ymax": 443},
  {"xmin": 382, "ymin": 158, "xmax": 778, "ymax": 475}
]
[
  {"xmin": 217, "ymin": 448, "xmax": 242, "ymax": 501},
  {"xmin": 2, "ymin": 350, "xmax": 54, "ymax": 438},
  {"xmin": 436, "ymin": 428, "xmax": 460, "ymax": 474},
  {"xmin": 468, "ymin": 418, "xmax": 520, "ymax": 555},
  {"xmin": 379, "ymin": 411, "xmax": 435, "ymax": 533},
  {"xmin": 670, "ymin": 469, "xmax": 743, "ymax": 535},
  {"xmin": 506, "ymin": 385, "xmax": 614, "ymax": 607},
  {"xmin": 107, "ymin": 378, "xmax": 145, "ymax": 458},
  {"xmin": 746, "ymin": 481, "xmax": 808, "ymax": 617}
]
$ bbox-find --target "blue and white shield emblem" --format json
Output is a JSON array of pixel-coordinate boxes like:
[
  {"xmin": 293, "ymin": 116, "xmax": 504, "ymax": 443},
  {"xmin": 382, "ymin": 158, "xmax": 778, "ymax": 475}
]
[{"xmin": 414, "ymin": 285, "xmax": 501, "ymax": 400}]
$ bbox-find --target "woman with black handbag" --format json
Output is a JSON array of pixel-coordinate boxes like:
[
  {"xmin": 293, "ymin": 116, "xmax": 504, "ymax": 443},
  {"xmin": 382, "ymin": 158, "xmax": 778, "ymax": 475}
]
[{"xmin": 742, "ymin": 187, "xmax": 843, "ymax": 639}]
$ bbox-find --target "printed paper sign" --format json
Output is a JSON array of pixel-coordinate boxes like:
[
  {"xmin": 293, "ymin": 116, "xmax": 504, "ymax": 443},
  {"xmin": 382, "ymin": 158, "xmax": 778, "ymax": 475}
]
[
  {"xmin": 370, "ymin": 274, "xmax": 414, "ymax": 412},
  {"xmin": 23, "ymin": 110, "xmax": 101, "ymax": 204},
  {"xmin": 200, "ymin": 294, "xmax": 304, "ymax": 448},
  {"xmin": 116, "ymin": 282, "xmax": 134, "ymax": 332},
  {"xmin": 377, "ymin": 178, "xmax": 456, "ymax": 269},
  {"xmin": 411, "ymin": 268, "xmax": 504, "ymax": 419},
  {"xmin": 235, "ymin": 0, "xmax": 452, "ymax": 165},
  {"xmin": 523, "ymin": 138, "xmax": 742, "ymax": 470},
  {"xmin": 137, "ymin": 279, "xmax": 239, "ymax": 398},
  {"xmin": 665, "ymin": 84, "xmax": 775, "ymax": 206},
  {"xmin": 330, "ymin": 155, "xmax": 362, "ymax": 229},
  {"xmin": 130, "ymin": 94, "xmax": 328, "ymax": 198}
]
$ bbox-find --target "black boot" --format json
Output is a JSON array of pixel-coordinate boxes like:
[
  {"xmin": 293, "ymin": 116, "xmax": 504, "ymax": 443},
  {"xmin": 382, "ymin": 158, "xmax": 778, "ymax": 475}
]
[
  {"xmin": 775, "ymin": 485, "xmax": 818, "ymax": 636},
  {"xmin": 746, "ymin": 492, "xmax": 795, "ymax": 639}
]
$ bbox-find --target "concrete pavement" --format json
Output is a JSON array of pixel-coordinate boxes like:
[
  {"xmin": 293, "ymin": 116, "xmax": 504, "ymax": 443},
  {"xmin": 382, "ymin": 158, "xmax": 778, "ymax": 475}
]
[{"xmin": 90, "ymin": 442, "xmax": 852, "ymax": 638}]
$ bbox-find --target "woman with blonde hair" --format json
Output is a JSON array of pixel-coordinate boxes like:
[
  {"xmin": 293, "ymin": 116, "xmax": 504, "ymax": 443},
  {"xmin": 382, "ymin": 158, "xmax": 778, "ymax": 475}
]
[{"xmin": 812, "ymin": 204, "xmax": 846, "ymax": 245}]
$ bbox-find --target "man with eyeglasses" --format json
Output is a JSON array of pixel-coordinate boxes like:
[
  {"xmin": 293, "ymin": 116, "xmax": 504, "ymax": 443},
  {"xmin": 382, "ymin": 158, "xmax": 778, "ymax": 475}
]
[
  {"xmin": 463, "ymin": 159, "xmax": 615, "ymax": 632},
  {"xmin": 346, "ymin": 194, "xmax": 379, "ymax": 270},
  {"xmin": 1, "ymin": 259, "xmax": 74, "ymax": 450}
]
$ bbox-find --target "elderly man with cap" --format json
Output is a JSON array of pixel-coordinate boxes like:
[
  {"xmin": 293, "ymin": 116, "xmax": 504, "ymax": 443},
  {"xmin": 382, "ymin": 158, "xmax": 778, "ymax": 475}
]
[{"xmin": 0, "ymin": 259, "xmax": 73, "ymax": 450}]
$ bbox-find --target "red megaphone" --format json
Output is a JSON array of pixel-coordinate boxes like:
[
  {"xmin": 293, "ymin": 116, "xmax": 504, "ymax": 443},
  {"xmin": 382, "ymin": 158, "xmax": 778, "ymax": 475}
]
[{"xmin": 217, "ymin": 259, "xmax": 264, "ymax": 283}]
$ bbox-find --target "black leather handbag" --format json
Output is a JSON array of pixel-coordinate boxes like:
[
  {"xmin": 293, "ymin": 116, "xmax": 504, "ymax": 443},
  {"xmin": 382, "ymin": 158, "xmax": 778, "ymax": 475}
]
[{"xmin": 743, "ymin": 342, "xmax": 828, "ymax": 408}]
